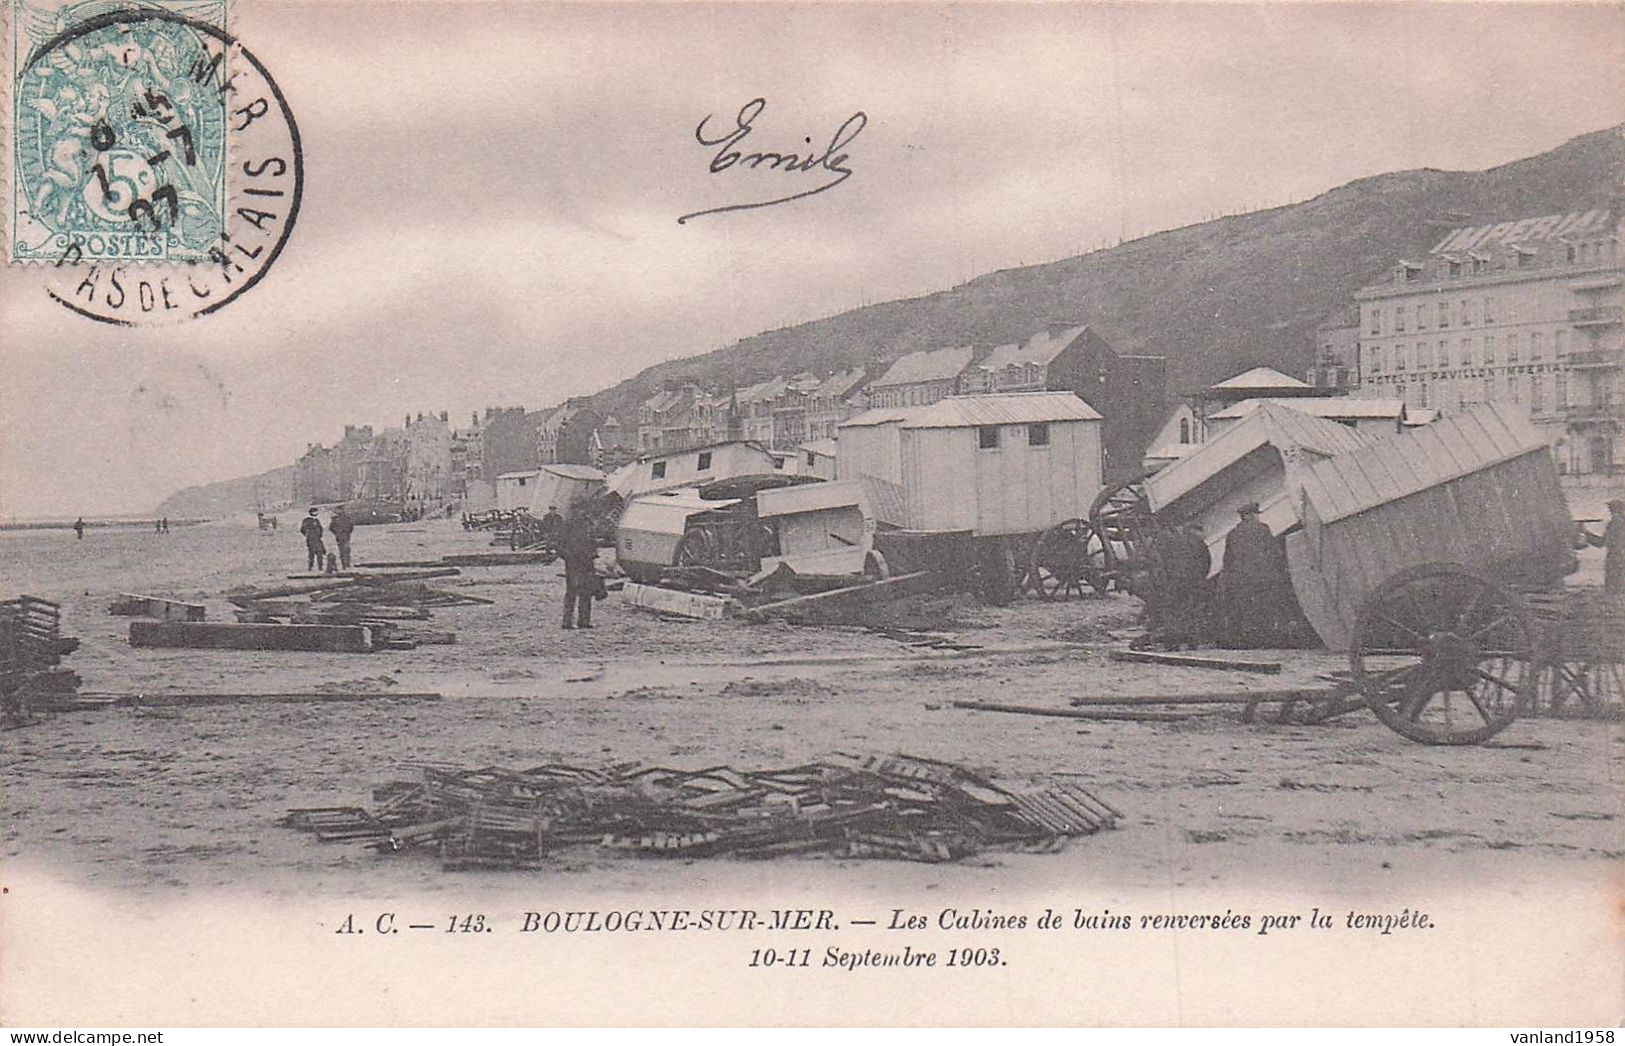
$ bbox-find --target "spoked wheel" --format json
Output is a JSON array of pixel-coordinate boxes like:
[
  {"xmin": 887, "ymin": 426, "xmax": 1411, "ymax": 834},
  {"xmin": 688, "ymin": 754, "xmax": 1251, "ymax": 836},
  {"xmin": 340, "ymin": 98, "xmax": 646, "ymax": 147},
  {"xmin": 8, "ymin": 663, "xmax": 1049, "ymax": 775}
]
[
  {"xmin": 1351, "ymin": 564, "xmax": 1535, "ymax": 745},
  {"xmin": 674, "ymin": 528, "xmax": 719, "ymax": 569},
  {"xmin": 1028, "ymin": 519, "xmax": 1105, "ymax": 599},
  {"xmin": 1088, "ymin": 471, "xmax": 1154, "ymax": 592}
]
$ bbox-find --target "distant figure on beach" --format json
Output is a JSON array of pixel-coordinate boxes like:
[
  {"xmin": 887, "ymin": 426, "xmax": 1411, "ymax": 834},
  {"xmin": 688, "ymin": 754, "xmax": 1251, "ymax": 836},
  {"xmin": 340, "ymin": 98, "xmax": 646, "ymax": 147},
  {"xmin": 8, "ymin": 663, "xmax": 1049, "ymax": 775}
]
[
  {"xmin": 161, "ymin": 517, "xmax": 169, "ymax": 533},
  {"xmin": 299, "ymin": 507, "xmax": 326, "ymax": 571},
  {"xmin": 155, "ymin": 519, "xmax": 163, "ymax": 534},
  {"xmin": 1584, "ymin": 498, "xmax": 1625, "ymax": 595},
  {"xmin": 559, "ymin": 514, "xmax": 599, "ymax": 630},
  {"xmin": 328, "ymin": 506, "xmax": 356, "ymax": 570},
  {"xmin": 539, "ymin": 504, "xmax": 564, "ymax": 544},
  {"xmin": 72, "ymin": 517, "xmax": 85, "ymax": 540}
]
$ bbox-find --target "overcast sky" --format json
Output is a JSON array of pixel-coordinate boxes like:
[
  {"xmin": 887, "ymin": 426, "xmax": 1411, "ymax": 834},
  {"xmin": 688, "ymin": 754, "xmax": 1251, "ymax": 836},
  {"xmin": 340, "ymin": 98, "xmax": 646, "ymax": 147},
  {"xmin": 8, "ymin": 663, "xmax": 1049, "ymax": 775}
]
[{"xmin": 2, "ymin": 1, "xmax": 1622, "ymax": 516}]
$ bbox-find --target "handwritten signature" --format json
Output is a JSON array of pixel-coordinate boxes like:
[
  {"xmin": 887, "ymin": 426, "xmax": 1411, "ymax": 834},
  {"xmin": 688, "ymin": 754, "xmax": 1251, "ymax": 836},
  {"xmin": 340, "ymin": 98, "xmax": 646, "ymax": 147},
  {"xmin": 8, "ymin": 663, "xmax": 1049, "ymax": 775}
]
[{"xmin": 678, "ymin": 98, "xmax": 867, "ymax": 225}]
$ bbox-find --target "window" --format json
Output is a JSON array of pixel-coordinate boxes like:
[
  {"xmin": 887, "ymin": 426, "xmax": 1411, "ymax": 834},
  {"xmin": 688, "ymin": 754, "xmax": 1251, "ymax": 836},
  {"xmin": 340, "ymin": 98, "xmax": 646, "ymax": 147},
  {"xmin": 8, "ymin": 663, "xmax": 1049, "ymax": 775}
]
[
  {"xmin": 1417, "ymin": 304, "xmax": 1429, "ymax": 330},
  {"xmin": 1530, "ymin": 332, "xmax": 1543, "ymax": 360},
  {"xmin": 1438, "ymin": 302, "xmax": 1450, "ymax": 329},
  {"xmin": 1556, "ymin": 373, "xmax": 1568, "ymax": 407},
  {"xmin": 1368, "ymin": 345, "xmax": 1383, "ymax": 373},
  {"xmin": 1557, "ymin": 330, "xmax": 1569, "ymax": 356},
  {"xmin": 1482, "ymin": 336, "xmax": 1494, "ymax": 365},
  {"xmin": 1484, "ymin": 297, "xmax": 1496, "ymax": 323},
  {"xmin": 1395, "ymin": 306, "xmax": 1407, "ymax": 332},
  {"xmin": 1394, "ymin": 344, "xmax": 1407, "ymax": 370},
  {"xmin": 696, "ymin": 451, "xmax": 713, "ymax": 471},
  {"xmin": 1416, "ymin": 341, "xmax": 1430, "ymax": 369},
  {"xmin": 1460, "ymin": 299, "xmax": 1472, "ymax": 326},
  {"xmin": 1368, "ymin": 308, "xmax": 1382, "ymax": 335},
  {"xmin": 772, "ymin": 456, "xmax": 786, "ymax": 470},
  {"xmin": 1509, "ymin": 376, "xmax": 1522, "ymax": 404},
  {"xmin": 1532, "ymin": 376, "xmax": 1545, "ymax": 413},
  {"xmin": 1028, "ymin": 423, "xmax": 1050, "ymax": 447},
  {"xmin": 805, "ymin": 451, "xmax": 817, "ymax": 467},
  {"xmin": 517, "ymin": 477, "xmax": 527, "ymax": 487},
  {"xmin": 1179, "ymin": 418, "xmax": 1191, "ymax": 444},
  {"xmin": 1507, "ymin": 334, "xmax": 1519, "ymax": 363},
  {"xmin": 978, "ymin": 426, "xmax": 1000, "ymax": 450},
  {"xmin": 651, "ymin": 461, "xmax": 667, "ymax": 479},
  {"xmin": 1439, "ymin": 340, "xmax": 1450, "ymax": 368},
  {"xmin": 1484, "ymin": 378, "xmax": 1496, "ymax": 402}
]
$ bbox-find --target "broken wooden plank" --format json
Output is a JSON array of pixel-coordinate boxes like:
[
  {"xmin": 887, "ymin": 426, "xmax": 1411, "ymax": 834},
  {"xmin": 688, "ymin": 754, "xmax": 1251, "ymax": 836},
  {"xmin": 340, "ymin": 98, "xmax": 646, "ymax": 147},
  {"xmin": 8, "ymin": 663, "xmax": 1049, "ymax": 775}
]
[
  {"xmin": 129, "ymin": 620, "xmax": 375, "ymax": 653},
  {"xmin": 740, "ymin": 571, "xmax": 935, "ymax": 620},
  {"xmin": 440, "ymin": 552, "xmax": 556, "ymax": 566},
  {"xmin": 226, "ymin": 578, "xmax": 356, "ymax": 604},
  {"xmin": 1068, "ymin": 688, "xmax": 1339, "ymax": 707},
  {"xmin": 952, "ymin": 699, "xmax": 1215, "ymax": 722},
  {"xmin": 1107, "ymin": 649, "xmax": 1283, "ymax": 674},
  {"xmin": 355, "ymin": 560, "xmax": 445, "ymax": 569},
  {"xmin": 127, "ymin": 691, "xmax": 442, "ymax": 707},
  {"xmin": 108, "ymin": 594, "xmax": 206, "ymax": 621},
  {"xmin": 620, "ymin": 582, "xmax": 738, "ymax": 620}
]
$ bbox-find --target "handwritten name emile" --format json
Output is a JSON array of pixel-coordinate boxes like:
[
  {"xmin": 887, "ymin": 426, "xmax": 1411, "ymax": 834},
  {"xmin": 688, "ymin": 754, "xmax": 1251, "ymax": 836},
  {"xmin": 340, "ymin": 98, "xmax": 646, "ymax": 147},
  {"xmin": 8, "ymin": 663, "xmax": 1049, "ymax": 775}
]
[{"xmin": 678, "ymin": 98, "xmax": 867, "ymax": 224}]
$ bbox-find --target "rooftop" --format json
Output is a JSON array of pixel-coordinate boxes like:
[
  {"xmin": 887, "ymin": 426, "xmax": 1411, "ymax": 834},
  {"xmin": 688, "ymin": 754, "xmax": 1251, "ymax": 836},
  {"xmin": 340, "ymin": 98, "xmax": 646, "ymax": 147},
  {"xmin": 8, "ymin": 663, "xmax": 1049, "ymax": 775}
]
[
  {"xmin": 1208, "ymin": 366, "xmax": 1313, "ymax": 392},
  {"xmin": 1208, "ymin": 397, "xmax": 1406, "ymax": 421},
  {"xmin": 872, "ymin": 345, "xmax": 976, "ymax": 388},
  {"xmin": 900, "ymin": 392, "xmax": 1102, "ymax": 429}
]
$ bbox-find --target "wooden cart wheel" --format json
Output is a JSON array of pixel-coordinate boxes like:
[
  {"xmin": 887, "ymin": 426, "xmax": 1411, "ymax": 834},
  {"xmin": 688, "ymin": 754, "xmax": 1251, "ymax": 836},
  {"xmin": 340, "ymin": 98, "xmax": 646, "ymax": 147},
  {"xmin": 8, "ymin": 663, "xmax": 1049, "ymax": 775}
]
[
  {"xmin": 1350, "ymin": 564, "xmax": 1535, "ymax": 745},
  {"xmin": 674, "ymin": 528, "xmax": 718, "ymax": 569},
  {"xmin": 1087, "ymin": 471, "xmax": 1154, "ymax": 592},
  {"xmin": 1028, "ymin": 518, "xmax": 1103, "ymax": 599}
]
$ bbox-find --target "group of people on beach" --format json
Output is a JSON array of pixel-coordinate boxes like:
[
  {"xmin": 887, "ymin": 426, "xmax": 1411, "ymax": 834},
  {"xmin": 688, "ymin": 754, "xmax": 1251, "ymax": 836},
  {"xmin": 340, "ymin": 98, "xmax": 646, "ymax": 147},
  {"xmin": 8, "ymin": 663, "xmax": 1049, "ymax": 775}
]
[{"xmin": 298, "ymin": 506, "xmax": 356, "ymax": 572}]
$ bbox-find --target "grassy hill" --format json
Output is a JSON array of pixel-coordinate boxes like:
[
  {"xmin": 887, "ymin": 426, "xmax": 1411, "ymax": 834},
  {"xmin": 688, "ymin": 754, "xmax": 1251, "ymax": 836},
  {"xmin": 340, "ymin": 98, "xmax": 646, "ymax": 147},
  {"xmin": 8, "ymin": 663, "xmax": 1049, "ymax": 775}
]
[
  {"xmin": 157, "ymin": 124, "xmax": 1623, "ymax": 514},
  {"xmin": 588, "ymin": 123, "xmax": 1624, "ymax": 421},
  {"xmin": 156, "ymin": 464, "xmax": 294, "ymax": 519}
]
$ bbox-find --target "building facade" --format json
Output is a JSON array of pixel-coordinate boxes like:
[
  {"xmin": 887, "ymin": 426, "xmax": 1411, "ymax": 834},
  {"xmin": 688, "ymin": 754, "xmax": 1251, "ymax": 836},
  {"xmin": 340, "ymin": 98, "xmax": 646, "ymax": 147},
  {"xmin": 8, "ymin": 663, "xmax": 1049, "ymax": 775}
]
[
  {"xmin": 1354, "ymin": 208, "xmax": 1622, "ymax": 474},
  {"xmin": 866, "ymin": 345, "xmax": 976, "ymax": 409}
]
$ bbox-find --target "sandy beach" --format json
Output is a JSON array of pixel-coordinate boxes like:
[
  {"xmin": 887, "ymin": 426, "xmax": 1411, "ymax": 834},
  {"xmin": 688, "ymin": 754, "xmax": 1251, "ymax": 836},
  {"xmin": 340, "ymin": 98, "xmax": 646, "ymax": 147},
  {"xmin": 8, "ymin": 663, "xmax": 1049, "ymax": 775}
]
[{"xmin": 2, "ymin": 513, "xmax": 1619, "ymax": 900}]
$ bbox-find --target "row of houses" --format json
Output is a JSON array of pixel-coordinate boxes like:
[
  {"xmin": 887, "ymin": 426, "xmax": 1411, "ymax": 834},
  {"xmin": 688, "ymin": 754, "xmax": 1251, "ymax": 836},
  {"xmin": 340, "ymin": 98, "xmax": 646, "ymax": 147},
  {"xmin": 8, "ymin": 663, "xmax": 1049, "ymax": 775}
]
[
  {"xmin": 635, "ymin": 322, "xmax": 1169, "ymax": 480},
  {"xmin": 1306, "ymin": 206, "xmax": 1623, "ymax": 476},
  {"xmin": 293, "ymin": 399, "xmax": 638, "ymax": 510}
]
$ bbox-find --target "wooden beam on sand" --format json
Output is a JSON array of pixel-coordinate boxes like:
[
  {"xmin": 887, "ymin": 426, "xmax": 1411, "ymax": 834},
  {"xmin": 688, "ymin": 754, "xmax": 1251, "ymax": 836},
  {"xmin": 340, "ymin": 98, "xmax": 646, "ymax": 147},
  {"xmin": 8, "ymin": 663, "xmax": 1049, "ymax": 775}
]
[
  {"xmin": 1107, "ymin": 649, "xmax": 1282, "ymax": 674},
  {"xmin": 108, "ymin": 594, "xmax": 205, "ymax": 621},
  {"xmin": 1068, "ymin": 689, "xmax": 1338, "ymax": 707},
  {"xmin": 127, "ymin": 691, "xmax": 442, "ymax": 707},
  {"xmin": 740, "ymin": 571, "xmax": 935, "ymax": 620},
  {"xmin": 952, "ymin": 699, "xmax": 1214, "ymax": 722},
  {"xmin": 226, "ymin": 578, "xmax": 356, "ymax": 604},
  {"xmin": 129, "ymin": 620, "xmax": 375, "ymax": 653}
]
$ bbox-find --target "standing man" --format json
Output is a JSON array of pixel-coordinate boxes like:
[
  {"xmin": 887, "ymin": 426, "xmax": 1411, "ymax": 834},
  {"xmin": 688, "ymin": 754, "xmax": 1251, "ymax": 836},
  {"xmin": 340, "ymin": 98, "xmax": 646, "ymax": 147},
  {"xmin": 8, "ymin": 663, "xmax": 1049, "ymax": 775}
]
[
  {"xmin": 539, "ymin": 504, "xmax": 564, "ymax": 545},
  {"xmin": 72, "ymin": 517, "xmax": 85, "ymax": 540},
  {"xmin": 328, "ymin": 505, "xmax": 357, "ymax": 570},
  {"xmin": 1585, "ymin": 498, "xmax": 1625, "ymax": 595},
  {"xmin": 559, "ymin": 514, "xmax": 599, "ymax": 630},
  {"xmin": 1217, "ymin": 503, "xmax": 1291, "ymax": 647},
  {"xmin": 299, "ymin": 507, "xmax": 326, "ymax": 572}
]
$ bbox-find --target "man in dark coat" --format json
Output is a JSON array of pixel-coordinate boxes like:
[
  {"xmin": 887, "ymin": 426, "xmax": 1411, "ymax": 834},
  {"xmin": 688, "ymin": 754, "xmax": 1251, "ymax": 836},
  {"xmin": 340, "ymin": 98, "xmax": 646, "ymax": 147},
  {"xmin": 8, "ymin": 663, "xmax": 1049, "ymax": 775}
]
[
  {"xmin": 539, "ymin": 505, "xmax": 565, "ymax": 545},
  {"xmin": 1218, "ymin": 503, "xmax": 1291, "ymax": 647},
  {"xmin": 1586, "ymin": 498, "xmax": 1625, "ymax": 595},
  {"xmin": 299, "ymin": 507, "xmax": 326, "ymax": 571},
  {"xmin": 328, "ymin": 506, "xmax": 356, "ymax": 570},
  {"xmin": 559, "ymin": 514, "xmax": 599, "ymax": 629},
  {"xmin": 1163, "ymin": 523, "xmax": 1213, "ymax": 649}
]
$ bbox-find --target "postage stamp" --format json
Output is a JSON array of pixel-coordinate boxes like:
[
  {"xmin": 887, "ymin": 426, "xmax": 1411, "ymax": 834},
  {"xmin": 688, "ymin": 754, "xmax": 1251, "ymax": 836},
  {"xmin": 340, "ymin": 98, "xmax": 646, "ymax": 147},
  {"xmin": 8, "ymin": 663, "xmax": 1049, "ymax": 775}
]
[
  {"xmin": 5, "ymin": 0, "xmax": 302, "ymax": 324},
  {"xmin": 11, "ymin": 0, "xmax": 229, "ymax": 262}
]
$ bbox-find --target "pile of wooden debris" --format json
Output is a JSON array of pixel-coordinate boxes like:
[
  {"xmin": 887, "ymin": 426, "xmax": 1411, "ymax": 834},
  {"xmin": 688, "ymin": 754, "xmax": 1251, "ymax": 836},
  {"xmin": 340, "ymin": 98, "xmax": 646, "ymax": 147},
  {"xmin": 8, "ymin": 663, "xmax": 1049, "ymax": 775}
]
[{"xmin": 281, "ymin": 753, "xmax": 1120, "ymax": 869}]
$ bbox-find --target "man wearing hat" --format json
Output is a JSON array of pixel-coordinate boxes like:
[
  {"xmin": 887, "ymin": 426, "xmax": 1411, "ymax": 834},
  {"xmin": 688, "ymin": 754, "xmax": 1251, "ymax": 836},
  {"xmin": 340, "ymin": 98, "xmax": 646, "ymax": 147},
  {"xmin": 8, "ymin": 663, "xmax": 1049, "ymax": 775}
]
[
  {"xmin": 299, "ymin": 507, "xmax": 327, "ymax": 572},
  {"xmin": 1585, "ymin": 498, "xmax": 1625, "ymax": 595},
  {"xmin": 1217, "ymin": 502, "xmax": 1292, "ymax": 647}
]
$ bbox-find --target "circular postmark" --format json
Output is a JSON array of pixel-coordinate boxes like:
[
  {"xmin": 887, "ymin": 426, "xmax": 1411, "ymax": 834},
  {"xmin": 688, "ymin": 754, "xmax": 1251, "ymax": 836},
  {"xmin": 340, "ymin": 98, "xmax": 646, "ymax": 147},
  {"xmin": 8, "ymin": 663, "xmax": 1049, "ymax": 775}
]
[{"xmin": 11, "ymin": 5, "xmax": 302, "ymax": 324}]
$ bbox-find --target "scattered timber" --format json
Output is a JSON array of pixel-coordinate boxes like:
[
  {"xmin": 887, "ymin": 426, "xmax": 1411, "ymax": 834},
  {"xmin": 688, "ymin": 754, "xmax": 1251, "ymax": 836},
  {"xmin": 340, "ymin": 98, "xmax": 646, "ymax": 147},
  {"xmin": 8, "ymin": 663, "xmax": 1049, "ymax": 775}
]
[
  {"xmin": 129, "ymin": 620, "xmax": 375, "ymax": 653},
  {"xmin": 355, "ymin": 560, "xmax": 444, "ymax": 569},
  {"xmin": 107, "ymin": 594, "xmax": 205, "ymax": 621},
  {"xmin": 226, "ymin": 578, "xmax": 355, "ymax": 603},
  {"xmin": 1067, "ymin": 689, "xmax": 1336, "ymax": 707},
  {"xmin": 127, "ymin": 691, "xmax": 442, "ymax": 707},
  {"xmin": 740, "ymin": 571, "xmax": 935, "ymax": 621},
  {"xmin": 283, "ymin": 753, "xmax": 1119, "ymax": 868},
  {"xmin": 1107, "ymin": 649, "xmax": 1283, "ymax": 674},
  {"xmin": 952, "ymin": 699, "xmax": 1212, "ymax": 722},
  {"xmin": 441, "ymin": 552, "xmax": 556, "ymax": 566},
  {"xmin": 620, "ymin": 582, "xmax": 737, "ymax": 620}
]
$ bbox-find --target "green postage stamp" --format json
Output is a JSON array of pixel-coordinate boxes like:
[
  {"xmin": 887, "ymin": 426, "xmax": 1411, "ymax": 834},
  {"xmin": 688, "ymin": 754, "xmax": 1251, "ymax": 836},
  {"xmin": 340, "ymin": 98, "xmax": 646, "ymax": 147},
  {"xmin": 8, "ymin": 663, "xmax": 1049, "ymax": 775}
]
[{"xmin": 10, "ymin": 0, "xmax": 231, "ymax": 263}]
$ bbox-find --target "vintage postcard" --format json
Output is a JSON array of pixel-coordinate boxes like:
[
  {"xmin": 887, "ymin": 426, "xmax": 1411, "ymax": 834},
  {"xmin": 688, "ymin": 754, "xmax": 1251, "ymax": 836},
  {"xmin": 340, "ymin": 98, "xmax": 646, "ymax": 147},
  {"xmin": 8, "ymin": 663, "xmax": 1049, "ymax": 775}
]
[{"xmin": 1, "ymin": 0, "xmax": 1621, "ymax": 1029}]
